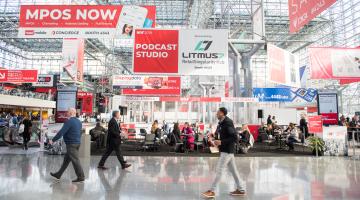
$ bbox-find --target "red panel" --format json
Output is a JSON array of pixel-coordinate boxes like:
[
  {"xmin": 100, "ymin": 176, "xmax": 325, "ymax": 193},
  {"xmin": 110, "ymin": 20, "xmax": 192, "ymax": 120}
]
[
  {"xmin": 133, "ymin": 29, "xmax": 179, "ymax": 73},
  {"xmin": 248, "ymin": 125, "xmax": 260, "ymax": 141},
  {"xmin": 0, "ymin": 69, "xmax": 38, "ymax": 83},
  {"xmin": 308, "ymin": 115, "xmax": 323, "ymax": 133},
  {"xmin": 289, "ymin": 0, "xmax": 337, "ymax": 33},
  {"xmin": 122, "ymin": 77, "xmax": 181, "ymax": 96}
]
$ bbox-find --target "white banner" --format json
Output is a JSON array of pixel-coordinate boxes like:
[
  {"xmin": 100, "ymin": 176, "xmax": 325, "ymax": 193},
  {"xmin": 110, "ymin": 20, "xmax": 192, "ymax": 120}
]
[
  {"xmin": 268, "ymin": 44, "xmax": 300, "ymax": 87},
  {"xmin": 331, "ymin": 48, "xmax": 360, "ymax": 77},
  {"xmin": 178, "ymin": 29, "xmax": 229, "ymax": 76},
  {"xmin": 112, "ymin": 75, "xmax": 145, "ymax": 89},
  {"xmin": 32, "ymin": 75, "xmax": 54, "ymax": 87},
  {"xmin": 221, "ymin": 97, "xmax": 259, "ymax": 103},
  {"xmin": 60, "ymin": 38, "xmax": 84, "ymax": 83},
  {"xmin": 125, "ymin": 96, "xmax": 160, "ymax": 101}
]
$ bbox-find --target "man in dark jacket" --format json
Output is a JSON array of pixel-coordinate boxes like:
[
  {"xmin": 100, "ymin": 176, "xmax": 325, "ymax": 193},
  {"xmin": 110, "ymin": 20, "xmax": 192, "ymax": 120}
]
[
  {"xmin": 50, "ymin": 108, "xmax": 85, "ymax": 183},
  {"xmin": 97, "ymin": 110, "xmax": 131, "ymax": 170},
  {"xmin": 202, "ymin": 107, "xmax": 245, "ymax": 198}
]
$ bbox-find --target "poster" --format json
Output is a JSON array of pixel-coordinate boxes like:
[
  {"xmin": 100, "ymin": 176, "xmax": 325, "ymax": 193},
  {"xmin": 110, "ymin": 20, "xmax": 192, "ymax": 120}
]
[
  {"xmin": 253, "ymin": 88, "xmax": 317, "ymax": 102},
  {"xmin": 121, "ymin": 77, "xmax": 181, "ymax": 96},
  {"xmin": 18, "ymin": 5, "xmax": 156, "ymax": 38},
  {"xmin": 32, "ymin": 75, "xmax": 54, "ymax": 87},
  {"xmin": 56, "ymin": 85, "xmax": 77, "ymax": 123},
  {"xmin": 267, "ymin": 44, "xmax": 300, "ymax": 87},
  {"xmin": 133, "ymin": 29, "xmax": 229, "ymax": 75},
  {"xmin": 60, "ymin": 38, "xmax": 84, "ymax": 83},
  {"xmin": 309, "ymin": 47, "xmax": 360, "ymax": 80},
  {"xmin": 0, "ymin": 69, "xmax": 38, "ymax": 83},
  {"xmin": 317, "ymin": 93, "xmax": 338, "ymax": 125},
  {"xmin": 288, "ymin": 0, "xmax": 337, "ymax": 33},
  {"xmin": 77, "ymin": 91, "xmax": 93, "ymax": 114},
  {"xmin": 308, "ymin": 115, "xmax": 323, "ymax": 133},
  {"xmin": 321, "ymin": 126, "xmax": 348, "ymax": 156}
]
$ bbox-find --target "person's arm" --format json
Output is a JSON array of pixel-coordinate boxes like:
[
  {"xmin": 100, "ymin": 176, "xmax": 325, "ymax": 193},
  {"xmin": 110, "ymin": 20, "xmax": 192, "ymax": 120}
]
[
  {"xmin": 108, "ymin": 120, "xmax": 121, "ymax": 139},
  {"xmin": 219, "ymin": 120, "xmax": 237, "ymax": 145},
  {"xmin": 52, "ymin": 120, "xmax": 70, "ymax": 142}
]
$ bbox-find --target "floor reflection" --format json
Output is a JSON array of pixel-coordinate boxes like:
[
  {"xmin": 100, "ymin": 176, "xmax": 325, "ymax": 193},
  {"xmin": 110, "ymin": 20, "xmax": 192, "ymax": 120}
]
[{"xmin": 0, "ymin": 150, "xmax": 359, "ymax": 199}]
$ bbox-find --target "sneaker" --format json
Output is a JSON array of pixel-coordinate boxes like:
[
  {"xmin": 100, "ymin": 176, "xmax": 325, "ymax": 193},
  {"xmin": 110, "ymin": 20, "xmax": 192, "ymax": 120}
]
[
  {"xmin": 72, "ymin": 178, "xmax": 85, "ymax": 183},
  {"xmin": 122, "ymin": 163, "xmax": 131, "ymax": 170},
  {"xmin": 97, "ymin": 165, "xmax": 108, "ymax": 170},
  {"xmin": 50, "ymin": 172, "xmax": 60, "ymax": 181},
  {"xmin": 230, "ymin": 189, "xmax": 246, "ymax": 196},
  {"xmin": 202, "ymin": 190, "xmax": 215, "ymax": 198}
]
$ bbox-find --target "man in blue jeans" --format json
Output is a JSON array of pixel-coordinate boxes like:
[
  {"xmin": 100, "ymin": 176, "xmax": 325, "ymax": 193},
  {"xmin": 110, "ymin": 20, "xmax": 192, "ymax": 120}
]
[
  {"xmin": 50, "ymin": 108, "xmax": 85, "ymax": 183},
  {"xmin": 202, "ymin": 107, "xmax": 246, "ymax": 198}
]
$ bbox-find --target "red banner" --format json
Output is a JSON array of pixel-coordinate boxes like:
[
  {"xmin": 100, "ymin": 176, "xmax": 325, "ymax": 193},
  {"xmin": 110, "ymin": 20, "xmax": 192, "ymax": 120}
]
[
  {"xmin": 308, "ymin": 115, "xmax": 323, "ymax": 133},
  {"xmin": 18, "ymin": 5, "xmax": 156, "ymax": 38},
  {"xmin": 0, "ymin": 69, "xmax": 38, "ymax": 83},
  {"xmin": 122, "ymin": 77, "xmax": 180, "ymax": 96},
  {"xmin": 288, "ymin": 0, "xmax": 337, "ymax": 33},
  {"xmin": 133, "ymin": 29, "xmax": 179, "ymax": 73},
  {"xmin": 77, "ymin": 91, "xmax": 93, "ymax": 114},
  {"xmin": 309, "ymin": 47, "xmax": 360, "ymax": 79}
]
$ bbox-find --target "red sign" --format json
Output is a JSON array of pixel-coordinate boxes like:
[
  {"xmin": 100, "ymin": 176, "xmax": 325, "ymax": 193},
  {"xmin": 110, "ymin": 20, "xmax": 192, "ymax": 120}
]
[
  {"xmin": 268, "ymin": 44, "xmax": 286, "ymax": 84},
  {"xmin": 133, "ymin": 29, "xmax": 179, "ymax": 73},
  {"xmin": 77, "ymin": 91, "xmax": 93, "ymax": 114},
  {"xmin": 122, "ymin": 77, "xmax": 180, "ymax": 96},
  {"xmin": 288, "ymin": 0, "xmax": 337, "ymax": 33},
  {"xmin": 309, "ymin": 47, "xmax": 360, "ymax": 80},
  {"xmin": 0, "ymin": 69, "xmax": 38, "ymax": 83},
  {"xmin": 308, "ymin": 115, "xmax": 323, "ymax": 133}
]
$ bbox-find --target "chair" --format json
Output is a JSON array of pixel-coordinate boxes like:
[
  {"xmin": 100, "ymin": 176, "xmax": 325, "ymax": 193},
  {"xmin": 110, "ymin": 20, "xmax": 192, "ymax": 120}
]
[
  {"xmin": 195, "ymin": 134, "xmax": 205, "ymax": 153},
  {"xmin": 142, "ymin": 134, "xmax": 156, "ymax": 152}
]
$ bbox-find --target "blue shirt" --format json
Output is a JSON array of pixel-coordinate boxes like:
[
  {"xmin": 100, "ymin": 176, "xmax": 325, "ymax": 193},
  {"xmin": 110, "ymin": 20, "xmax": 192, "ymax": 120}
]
[{"xmin": 53, "ymin": 117, "xmax": 82, "ymax": 144}]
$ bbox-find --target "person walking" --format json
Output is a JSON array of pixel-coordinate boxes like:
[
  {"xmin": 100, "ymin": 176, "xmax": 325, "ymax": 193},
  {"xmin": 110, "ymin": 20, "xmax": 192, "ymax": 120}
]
[
  {"xmin": 22, "ymin": 115, "xmax": 32, "ymax": 150},
  {"xmin": 49, "ymin": 108, "xmax": 85, "ymax": 183},
  {"xmin": 97, "ymin": 110, "xmax": 131, "ymax": 170},
  {"xmin": 202, "ymin": 107, "xmax": 246, "ymax": 198}
]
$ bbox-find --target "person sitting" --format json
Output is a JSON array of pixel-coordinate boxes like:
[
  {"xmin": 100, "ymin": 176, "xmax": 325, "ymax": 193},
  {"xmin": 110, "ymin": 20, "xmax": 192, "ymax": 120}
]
[
  {"xmin": 182, "ymin": 122, "xmax": 195, "ymax": 151},
  {"xmin": 285, "ymin": 123, "xmax": 300, "ymax": 151},
  {"xmin": 338, "ymin": 115, "xmax": 347, "ymax": 126},
  {"xmin": 168, "ymin": 123, "xmax": 182, "ymax": 146},
  {"xmin": 239, "ymin": 125, "xmax": 251, "ymax": 145},
  {"xmin": 90, "ymin": 121, "xmax": 107, "ymax": 148},
  {"xmin": 151, "ymin": 121, "xmax": 162, "ymax": 141}
]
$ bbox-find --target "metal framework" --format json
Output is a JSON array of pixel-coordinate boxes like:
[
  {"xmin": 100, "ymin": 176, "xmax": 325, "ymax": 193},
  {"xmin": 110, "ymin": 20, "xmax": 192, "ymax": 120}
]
[{"xmin": 0, "ymin": 0, "xmax": 359, "ymax": 115}]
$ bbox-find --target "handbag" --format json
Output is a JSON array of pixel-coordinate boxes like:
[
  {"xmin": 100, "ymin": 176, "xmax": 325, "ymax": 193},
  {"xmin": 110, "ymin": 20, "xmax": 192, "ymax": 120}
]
[
  {"xmin": 18, "ymin": 124, "xmax": 25, "ymax": 133},
  {"xmin": 209, "ymin": 146, "xmax": 219, "ymax": 154}
]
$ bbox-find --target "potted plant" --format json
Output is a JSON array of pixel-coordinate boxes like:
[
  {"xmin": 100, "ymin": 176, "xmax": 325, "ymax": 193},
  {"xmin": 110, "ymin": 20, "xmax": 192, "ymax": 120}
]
[{"xmin": 307, "ymin": 136, "xmax": 325, "ymax": 156}]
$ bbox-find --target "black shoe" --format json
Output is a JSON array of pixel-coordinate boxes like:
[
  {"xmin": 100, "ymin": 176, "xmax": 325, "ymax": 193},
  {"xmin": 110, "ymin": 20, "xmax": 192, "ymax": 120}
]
[
  {"xmin": 122, "ymin": 163, "xmax": 131, "ymax": 170},
  {"xmin": 97, "ymin": 165, "xmax": 108, "ymax": 170},
  {"xmin": 72, "ymin": 178, "xmax": 85, "ymax": 183},
  {"xmin": 124, "ymin": 160, "xmax": 127, "ymax": 164},
  {"xmin": 50, "ymin": 172, "xmax": 60, "ymax": 181}
]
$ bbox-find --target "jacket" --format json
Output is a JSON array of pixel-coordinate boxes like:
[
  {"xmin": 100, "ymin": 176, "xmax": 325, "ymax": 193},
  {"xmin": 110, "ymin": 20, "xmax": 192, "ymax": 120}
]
[
  {"xmin": 107, "ymin": 118, "xmax": 121, "ymax": 145},
  {"xmin": 215, "ymin": 116, "xmax": 237, "ymax": 153},
  {"xmin": 53, "ymin": 117, "xmax": 82, "ymax": 144}
]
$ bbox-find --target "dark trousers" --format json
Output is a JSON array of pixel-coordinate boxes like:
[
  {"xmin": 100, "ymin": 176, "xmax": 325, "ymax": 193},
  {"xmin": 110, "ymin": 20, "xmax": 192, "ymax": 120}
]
[
  {"xmin": 287, "ymin": 137, "xmax": 297, "ymax": 150},
  {"xmin": 23, "ymin": 132, "xmax": 30, "ymax": 149},
  {"xmin": 98, "ymin": 143, "xmax": 125, "ymax": 167},
  {"xmin": 55, "ymin": 144, "xmax": 85, "ymax": 179}
]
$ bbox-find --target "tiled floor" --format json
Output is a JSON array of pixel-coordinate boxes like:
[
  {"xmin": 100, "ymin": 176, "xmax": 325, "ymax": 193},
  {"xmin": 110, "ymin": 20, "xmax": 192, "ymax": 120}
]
[{"xmin": 0, "ymin": 148, "xmax": 360, "ymax": 199}]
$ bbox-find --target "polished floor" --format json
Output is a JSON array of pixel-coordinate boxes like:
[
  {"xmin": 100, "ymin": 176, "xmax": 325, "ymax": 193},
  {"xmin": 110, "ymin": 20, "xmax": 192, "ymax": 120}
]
[{"xmin": 0, "ymin": 148, "xmax": 360, "ymax": 199}]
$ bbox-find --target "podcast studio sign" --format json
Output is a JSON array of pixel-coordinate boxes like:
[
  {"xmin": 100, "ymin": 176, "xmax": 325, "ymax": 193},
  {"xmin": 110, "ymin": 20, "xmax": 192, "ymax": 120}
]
[
  {"xmin": 133, "ymin": 29, "xmax": 229, "ymax": 75},
  {"xmin": 288, "ymin": 0, "xmax": 336, "ymax": 33}
]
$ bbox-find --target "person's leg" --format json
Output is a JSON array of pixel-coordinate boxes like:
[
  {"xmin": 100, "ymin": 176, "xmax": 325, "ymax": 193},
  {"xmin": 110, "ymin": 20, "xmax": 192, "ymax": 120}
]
[
  {"xmin": 228, "ymin": 154, "xmax": 245, "ymax": 191},
  {"xmin": 22, "ymin": 134, "xmax": 27, "ymax": 149},
  {"xmin": 114, "ymin": 144, "xmax": 126, "ymax": 166},
  {"xmin": 210, "ymin": 152, "xmax": 232, "ymax": 191},
  {"xmin": 98, "ymin": 145, "xmax": 113, "ymax": 167},
  {"xmin": 54, "ymin": 149, "xmax": 71, "ymax": 177},
  {"xmin": 67, "ymin": 144, "xmax": 85, "ymax": 179}
]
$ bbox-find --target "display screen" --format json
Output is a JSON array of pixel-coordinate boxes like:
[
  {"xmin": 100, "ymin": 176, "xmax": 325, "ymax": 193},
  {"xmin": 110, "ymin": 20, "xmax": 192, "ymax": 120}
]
[{"xmin": 318, "ymin": 93, "xmax": 338, "ymax": 125}]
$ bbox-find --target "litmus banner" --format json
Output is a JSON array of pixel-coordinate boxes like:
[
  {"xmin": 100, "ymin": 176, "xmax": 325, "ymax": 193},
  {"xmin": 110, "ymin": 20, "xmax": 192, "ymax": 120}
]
[
  {"xmin": 60, "ymin": 38, "xmax": 84, "ymax": 83},
  {"xmin": 121, "ymin": 77, "xmax": 181, "ymax": 96},
  {"xmin": 18, "ymin": 5, "xmax": 156, "ymax": 38},
  {"xmin": 309, "ymin": 47, "xmax": 360, "ymax": 81},
  {"xmin": 133, "ymin": 29, "xmax": 229, "ymax": 75},
  {"xmin": 288, "ymin": 0, "xmax": 336, "ymax": 33},
  {"xmin": 0, "ymin": 69, "xmax": 38, "ymax": 83},
  {"xmin": 308, "ymin": 115, "xmax": 323, "ymax": 133},
  {"xmin": 267, "ymin": 44, "xmax": 300, "ymax": 87}
]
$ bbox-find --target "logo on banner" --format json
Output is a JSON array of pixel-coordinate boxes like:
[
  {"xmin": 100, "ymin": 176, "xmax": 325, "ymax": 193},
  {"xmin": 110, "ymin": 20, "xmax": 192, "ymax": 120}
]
[
  {"xmin": 0, "ymin": 72, "xmax": 5, "ymax": 80},
  {"xmin": 195, "ymin": 41, "xmax": 212, "ymax": 51}
]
